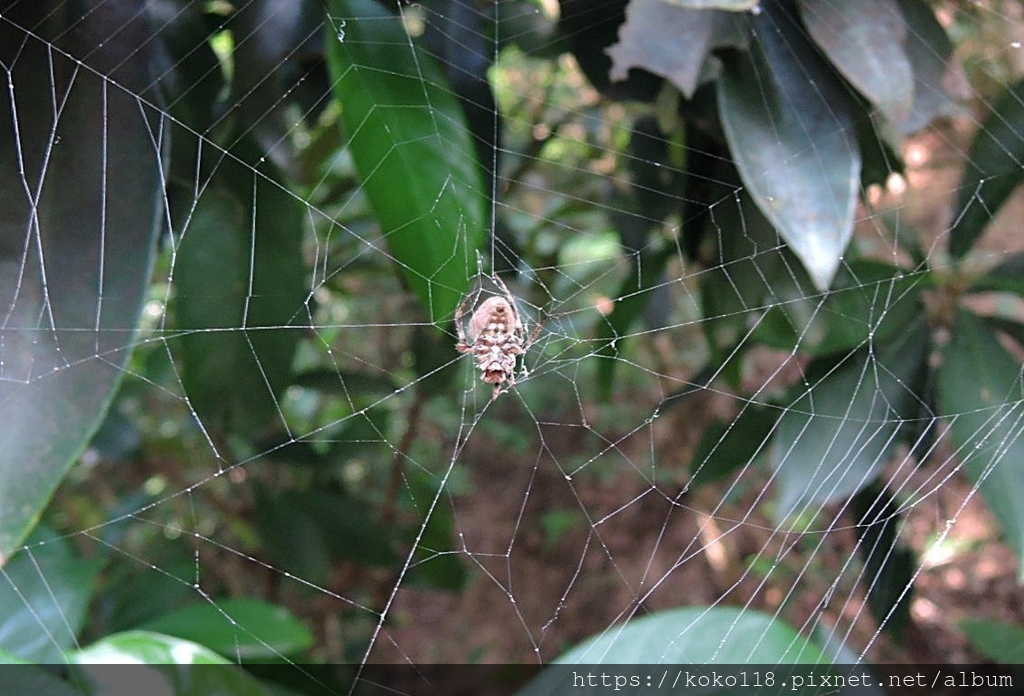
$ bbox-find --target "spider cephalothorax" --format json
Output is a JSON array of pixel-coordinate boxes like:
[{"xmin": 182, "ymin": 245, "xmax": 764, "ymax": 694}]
[{"xmin": 454, "ymin": 277, "xmax": 535, "ymax": 399}]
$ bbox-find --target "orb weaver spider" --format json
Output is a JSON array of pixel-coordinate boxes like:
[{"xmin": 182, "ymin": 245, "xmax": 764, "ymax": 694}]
[{"xmin": 454, "ymin": 275, "xmax": 540, "ymax": 399}]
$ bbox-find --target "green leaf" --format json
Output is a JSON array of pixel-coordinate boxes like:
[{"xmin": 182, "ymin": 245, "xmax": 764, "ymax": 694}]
[
  {"xmin": 293, "ymin": 369, "xmax": 398, "ymax": 397},
  {"xmin": 960, "ymin": 618, "xmax": 1024, "ymax": 663},
  {"xmin": 718, "ymin": 5, "xmax": 860, "ymax": 291},
  {"xmin": 798, "ymin": 0, "xmax": 913, "ymax": 127},
  {"xmin": 701, "ymin": 186, "xmax": 788, "ymax": 363},
  {"xmin": 0, "ymin": 3, "xmax": 161, "ymax": 561},
  {"xmin": 968, "ymin": 251, "xmax": 1024, "ymax": 297},
  {"xmin": 851, "ymin": 484, "xmax": 915, "ymax": 640},
  {"xmin": 771, "ymin": 316, "xmax": 929, "ymax": 521},
  {"xmin": 403, "ymin": 469, "xmax": 467, "ymax": 591},
  {"xmin": 937, "ymin": 310, "xmax": 1024, "ymax": 576},
  {"xmin": 897, "ymin": 0, "xmax": 962, "ymax": 133},
  {"xmin": 146, "ymin": 0, "xmax": 224, "ymax": 133},
  {"xmin": 0, "ymin": 663, "xmax": 85, "ymax": 696},
  {"xmin": 68, "ymin": 631, "xmax": 274, "ymax": 696},
  {"xmin": 949, "ymin": 78, "xmax": 1024, "ymax": 259},
  {"xmin": 254, "ymin": 487, "xmax": 396, "ymax": 587},
  {"xmin": 809, "ymin": 260, "xmax": 926, "ymax": 356},
  {"xmin": 0, "ymin": 528, "xmax": 103, "ymax": 662},
  {"xmin": 173, "ymin": 158, "xmax": 306, "ymax": 436},
  {"xmin": 554, "ymin": 606, "xmax": 829, "ymax": 663},
  {"xmin": 139, "ymin": 599, "xmax": 313, "ymax": 660},
  {"xmin": 69, "ymin": 630, "xmax": 231, "ymax": 664},
  {"xmin": 690, "ymin": 405, "xmax": 779, "ymax": 488},
  {"xmin": 325, "ymin": 0, "xmax": 487, "ymax": 323},
  {"xmin": 985, "ymin": 315, "xmax": 1024, "ymax": 350},
  {"xmin": 595, "ymin": 247, "xmax": 672, "ymax": 398}
]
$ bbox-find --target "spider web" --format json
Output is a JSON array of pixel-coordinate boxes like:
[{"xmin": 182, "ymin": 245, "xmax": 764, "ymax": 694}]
[{"xmin": 1, "ymin": 0, "xmax": 1023, "ymax": 690}]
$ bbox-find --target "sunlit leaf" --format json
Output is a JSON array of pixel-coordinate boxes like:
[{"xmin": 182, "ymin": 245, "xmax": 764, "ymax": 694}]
[
  {"xmin": 68, "ymin": 631, "xmax": 275, "ymax": 695},
  {"xmin": 325, "ymin": 0, "xmax": 487, "ymax": 323}
]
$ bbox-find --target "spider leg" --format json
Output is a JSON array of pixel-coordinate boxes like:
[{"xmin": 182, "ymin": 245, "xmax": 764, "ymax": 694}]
[{"xmin": 453, "ymin": 290, "xmax": 477, "ymax": 346}]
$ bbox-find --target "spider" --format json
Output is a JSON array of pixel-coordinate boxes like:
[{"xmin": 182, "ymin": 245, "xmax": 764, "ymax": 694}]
[{"xmin": 454, "ymin": 275, "xmax": 539, "ymax": 399}]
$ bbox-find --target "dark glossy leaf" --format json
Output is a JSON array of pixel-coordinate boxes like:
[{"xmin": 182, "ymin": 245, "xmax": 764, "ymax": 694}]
[
  {"xmin": 325, "ymin": 0, "xmax": 486, "ymax": 324},
  {"xmin": 968, "ymin": 251, "xmax": 1024, "ymax": 297},
  {"xmin": 229, "ymin": 0, "xmax": 325, "ymax": 166},
  {"xmin": 497, "ymin": 0, "xmax": 564, "ymax": 59},
  {"xmin": 329, "ymin": 408, "xmax": 392, "ymax": 461},
  {"xmin": 986, "ymin": 315, "xmax": 1024, "ymax": 350},
  {"xmin": 690, "ymin": 405, "xmax": 779, "ymax": 488},
  {"xmin": 146, "ymin": 0, "xmax": 224, "ymax": 132},
  {"xmin": 595, "ymin": 246, "xmax": 672, "ymax": 398},
  {"xmin": 701, "ymin": 191, "xmax": 781, "ymax": 358},
  {"xmin": 403, "ymin": 469, "xmax": 466, "ymax": 591},
  {"xmin": 595, "ymin": 115, "xmax": 688, "ymax": 395},
  {"xmin": 95, "ymin": 555, "xmax": 197, "ymax": 633},
  {"xmin": 302, "ymin": 491, "xmax": 397, "ymax": 566},
  {"xmin": 254, "ymin": 486, "xmax": 332, "ymax": 586},
  {"xmin": 809, "ymin": 260, "xmax": 926, "ymax": 356},
  {"xmin": 799, "ymin": 0, "xmax": 913, "ymax": 127},
  {"xmin": 173, "ymin": 158, "xmax": 306, "ymax": 436},
  {"xmin": 412, "ymin": 323, "xmax": 457, "ymax": 393},
  {"xmin": 294, "ymin": 368, "xmax": 398, "ymax": 397},
  {"xmin": 140, "ymin": 598, "xmax": 313, "ymax": 660},
  {"xmin": 960, "ymin": 618, "xmax": 1024, "ymax": 664},
  {"xmin": 771, "ymin": 315, "xmax": 929, "ymax": 521},
  {"xmin": 718, "ymin": 4, "xmax": 860, "ymax": 290},
  {"xmin": 0, "ymin": 529, "xmax": 103, "ymax": 662},
  {"xmin": 937, "ymin": 310, "xmax": 1024, "ymax": 576},
  {"xmin": 421, "ymin": 0, "xmax": 499, "ymax": 181},
  {"xmin": 949, "ymin": 78, "xmax": 1024, "ymax": 259},
  {"xmin": 0, "ymin": 0, "xmax": 161, "ymax": 562},
  {"xmin": 254, "ymin": 487, "xmax": 395, "ymax": 586},
  {"xmin": 898, "ymin": 0, "xmax": 963, "ymax": 133},
  {"xmin": 146, "ymin": 0, "xmax": 227, "ymax": 187},
  {"xmin": 0, "ymin": 664, "xmax": 84, "ymax": 696},
  {"xmin": 851, "ymin": 484, "xmax": 914, "ymax": 640}
]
